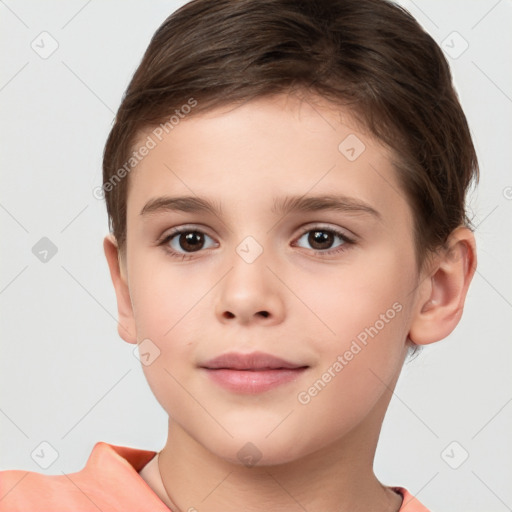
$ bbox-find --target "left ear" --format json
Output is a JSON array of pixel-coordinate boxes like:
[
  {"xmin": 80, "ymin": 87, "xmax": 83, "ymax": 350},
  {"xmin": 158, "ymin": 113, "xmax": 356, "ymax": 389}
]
[{"xmin": 408, "ymin": 226, "xmax": 477, "ymax": 345}]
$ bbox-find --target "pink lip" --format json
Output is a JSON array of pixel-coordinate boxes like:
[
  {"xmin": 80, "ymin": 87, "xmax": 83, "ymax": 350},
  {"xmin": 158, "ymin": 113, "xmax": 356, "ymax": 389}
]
[{"xmin": 199, "ymin": 351, "xmax": 309, "ymax": 394}]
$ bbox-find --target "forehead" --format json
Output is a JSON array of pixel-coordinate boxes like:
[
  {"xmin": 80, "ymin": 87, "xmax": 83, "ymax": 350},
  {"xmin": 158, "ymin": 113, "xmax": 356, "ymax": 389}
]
[{"xmin": 126, "ymin": 93, "xmax": 410, "ymax": 226}]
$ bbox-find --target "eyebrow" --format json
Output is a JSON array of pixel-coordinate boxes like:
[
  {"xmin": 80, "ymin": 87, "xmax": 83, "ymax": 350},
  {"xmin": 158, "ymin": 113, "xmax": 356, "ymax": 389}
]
[{"xmin": 140, "ymin": 194, "xmax": 381, "ymax": 220}]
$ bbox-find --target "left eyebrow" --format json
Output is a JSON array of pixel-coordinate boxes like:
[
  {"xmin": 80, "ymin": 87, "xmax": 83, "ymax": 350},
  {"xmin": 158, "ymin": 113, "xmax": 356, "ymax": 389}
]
[
  {"xmin": 271, "ymin": 194, "xmax": 381, "ymax": 220},
  {"xmin": 139, "ymin": 194, "xmax": 381, "ymax": 220}
]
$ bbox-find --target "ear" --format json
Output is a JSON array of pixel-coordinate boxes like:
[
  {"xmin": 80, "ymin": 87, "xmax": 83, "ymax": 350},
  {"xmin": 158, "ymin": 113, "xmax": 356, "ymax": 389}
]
[
  {"xmin": 103, "ymin": 234, "xmax": 137, "ymax": 344},
  {"xmin": 408, "ymin": 226, "xmax": 477, "ymax": 345}
]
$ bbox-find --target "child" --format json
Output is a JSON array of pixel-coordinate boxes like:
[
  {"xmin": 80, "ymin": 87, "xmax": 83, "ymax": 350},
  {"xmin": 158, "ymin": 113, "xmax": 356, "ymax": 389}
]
[{"xmin": 0, "ymin": 0, "xmax": 478, "ymax": 510}]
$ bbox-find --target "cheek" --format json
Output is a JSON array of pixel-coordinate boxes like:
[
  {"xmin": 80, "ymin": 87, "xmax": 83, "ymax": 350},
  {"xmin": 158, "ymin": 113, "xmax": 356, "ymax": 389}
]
[
  {"xmin": 129, "ymin": 258, "xmax": 209, "ymax": 378},
  {"xmin": 293, "ymin": 297, "xmax": 410, "ymax": 444},
  {"xmin": 290, "ymin": 253, "xmax": 413, "ymax": 405},
  {"xmin": 292, "ymin": 250, "xmax": 414, "ymax": 345},
  {"xmin": 132, "ymin": 268, "xmax": 202, "ymax": 420},
  {"xmin": 128, "ymin": 255, "xmax": 203, "ymax": 337}
]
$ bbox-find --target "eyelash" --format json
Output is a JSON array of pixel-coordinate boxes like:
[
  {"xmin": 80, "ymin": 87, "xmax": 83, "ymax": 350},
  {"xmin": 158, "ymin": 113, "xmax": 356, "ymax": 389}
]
[{"xmin": 157, "ymin": 226, "xmax": 356, "ymax": 261}]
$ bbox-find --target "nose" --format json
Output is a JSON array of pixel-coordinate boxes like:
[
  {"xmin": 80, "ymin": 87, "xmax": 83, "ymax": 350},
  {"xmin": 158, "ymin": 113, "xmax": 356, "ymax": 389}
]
[{"xmin": 215, "ymin": 250, "xmax": 285, "ymax": 326}]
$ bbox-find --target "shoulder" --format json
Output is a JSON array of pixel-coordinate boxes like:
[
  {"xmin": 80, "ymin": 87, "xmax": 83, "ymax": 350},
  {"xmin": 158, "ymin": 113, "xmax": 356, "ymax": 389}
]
[
  {"xmin": 0, "ymin": 467, "xmax": 89, "ymax": 511},
  {"xmin": 0, "ymin": 442, "xmax": 168, "ymax": 512},
  {"xmin": 393, "ymin": 487, "xmax": 431, "ymax": 512}
]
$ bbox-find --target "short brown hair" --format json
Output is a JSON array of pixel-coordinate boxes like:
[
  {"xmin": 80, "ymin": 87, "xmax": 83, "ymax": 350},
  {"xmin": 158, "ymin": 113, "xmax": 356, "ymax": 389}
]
[{"xmin": 102, "ymin": 0, "xmax": 478, "ymax": 267}]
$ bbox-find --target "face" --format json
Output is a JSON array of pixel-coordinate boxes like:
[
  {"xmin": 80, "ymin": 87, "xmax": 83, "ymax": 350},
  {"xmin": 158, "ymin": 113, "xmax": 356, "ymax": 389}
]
[{"xmin": 118, "ymin": 93, "xmax": 422, "ymax": 465}]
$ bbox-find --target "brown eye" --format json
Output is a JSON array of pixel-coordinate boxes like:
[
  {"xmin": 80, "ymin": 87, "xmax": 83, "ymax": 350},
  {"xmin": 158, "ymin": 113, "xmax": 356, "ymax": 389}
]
[
  {"xmin": 162, "ymin": 229, "xmax": 217, "ymax": 255},
  {"xmin": 308, "ymin": 230, "xmax": 335, "ymax": 250},
  {"xmin": 295, "ymin": 228, "xmax": 348, "ymax": 252},
  {"xmin": 177, "ymin": 231, "xmax": 205, "ymax": 252}
]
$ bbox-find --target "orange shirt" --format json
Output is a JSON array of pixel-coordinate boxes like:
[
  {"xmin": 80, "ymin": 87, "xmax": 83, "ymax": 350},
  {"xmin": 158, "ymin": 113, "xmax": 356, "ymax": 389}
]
[{"xmin": 0, "ymin": 442, "xmax": 430, "ymax": 511}]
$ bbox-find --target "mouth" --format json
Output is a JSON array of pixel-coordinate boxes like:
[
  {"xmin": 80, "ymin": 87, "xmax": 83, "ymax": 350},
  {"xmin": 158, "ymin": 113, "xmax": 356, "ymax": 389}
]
[
  {"xmin": 199, "ymin": 351, "xmax": 309, "ymax": 394},
  {"xmin": 200, "ymin": 351, "xmax": 307, "ymax": 371}
]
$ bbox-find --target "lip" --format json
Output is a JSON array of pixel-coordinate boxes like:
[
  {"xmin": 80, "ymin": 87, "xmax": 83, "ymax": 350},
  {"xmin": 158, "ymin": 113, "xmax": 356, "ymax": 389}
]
[
  {"xmin": 201, "ymin": 351, "xmax": 305, "ymax": 370},
  {"xmin": 199, "ymin": 351, "xmax": 309, "ymax": 394}
]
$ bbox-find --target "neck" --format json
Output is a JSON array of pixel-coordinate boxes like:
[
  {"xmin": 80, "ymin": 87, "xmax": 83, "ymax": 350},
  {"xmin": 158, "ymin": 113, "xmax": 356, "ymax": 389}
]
[{"xmin": 156, "ymin": 397, "xmax": 402, "ymax": 512}]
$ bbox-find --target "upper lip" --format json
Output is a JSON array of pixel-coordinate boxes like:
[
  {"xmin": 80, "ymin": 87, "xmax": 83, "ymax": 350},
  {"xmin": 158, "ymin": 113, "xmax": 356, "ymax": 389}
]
[{"xmin": 200, "ymin": 351, "xmax": 308, "ymax": 370}]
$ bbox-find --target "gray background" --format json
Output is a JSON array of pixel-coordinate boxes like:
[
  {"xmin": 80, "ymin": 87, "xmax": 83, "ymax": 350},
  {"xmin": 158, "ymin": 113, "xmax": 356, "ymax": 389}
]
[{"xmin": 0, "ymin": 1, "xmax": 510, "ymax": 511}]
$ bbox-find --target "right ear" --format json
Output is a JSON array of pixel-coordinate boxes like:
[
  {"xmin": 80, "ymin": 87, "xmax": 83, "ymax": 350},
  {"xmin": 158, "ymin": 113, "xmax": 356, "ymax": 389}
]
[{"xmin": 103, "ymin": 234, "xmax": 137, "ymax": 344}]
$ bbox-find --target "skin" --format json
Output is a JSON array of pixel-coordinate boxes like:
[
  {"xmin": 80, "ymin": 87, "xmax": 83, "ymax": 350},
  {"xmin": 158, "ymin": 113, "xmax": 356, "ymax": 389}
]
[{"xmin": 104, "ymin": 92, "xmax": 476, "ymax": 512}]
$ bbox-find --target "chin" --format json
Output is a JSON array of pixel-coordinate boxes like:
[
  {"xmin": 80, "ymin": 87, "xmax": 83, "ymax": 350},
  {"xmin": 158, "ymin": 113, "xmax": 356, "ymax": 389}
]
[{"xmin": 198, "ymin": 427, "xmax": 318, "ymax": 468}]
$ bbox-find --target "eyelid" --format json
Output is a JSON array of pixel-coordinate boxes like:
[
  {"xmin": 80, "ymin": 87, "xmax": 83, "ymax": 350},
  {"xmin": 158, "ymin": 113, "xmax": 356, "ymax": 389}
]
[
  {"xmin": 157, "ymin": 224, "xmax": 216, "ymax": 243},
  {"xmin": 157, "ymin": 226, "xmax": 218, "ymax": 261},
  {"xmin": 294, "ymin": 222, "xmax": 356, "ymax": 243}
]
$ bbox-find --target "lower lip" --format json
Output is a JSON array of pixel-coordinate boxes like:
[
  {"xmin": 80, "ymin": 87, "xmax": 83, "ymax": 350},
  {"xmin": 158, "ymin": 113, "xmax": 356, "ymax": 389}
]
[{"xmin": 202, "ymin": 368, "xmax": 307, "ymax": 394}]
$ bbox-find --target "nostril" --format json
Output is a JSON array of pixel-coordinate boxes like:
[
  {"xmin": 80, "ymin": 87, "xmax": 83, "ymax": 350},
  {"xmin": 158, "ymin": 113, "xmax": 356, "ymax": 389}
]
[
  {"xmin": 257, "ymin": 311, "xmax": 270, "ymax": 318},
  {"xmin": 223, "ymin": 311, "xmax": 235, "ymax": 319}
]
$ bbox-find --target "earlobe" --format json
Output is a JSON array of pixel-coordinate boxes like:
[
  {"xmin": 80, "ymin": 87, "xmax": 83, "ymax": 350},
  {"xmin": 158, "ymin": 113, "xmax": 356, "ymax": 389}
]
[
  {"xmin": 103, "ymin": 235, "xmax": 138, "ymax": 344},
  {"xmin": 408, "ymin": 227, "xmax": 477, "ymax": 345}
]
